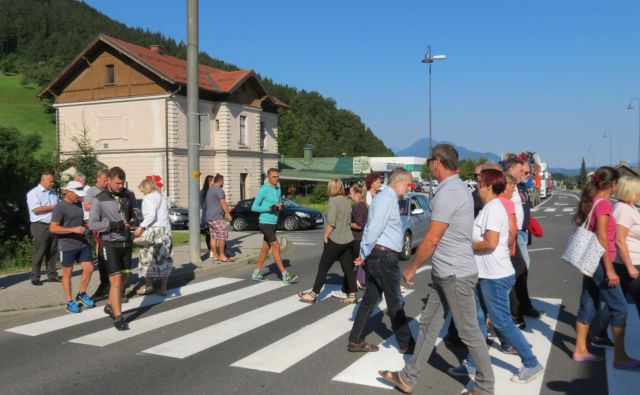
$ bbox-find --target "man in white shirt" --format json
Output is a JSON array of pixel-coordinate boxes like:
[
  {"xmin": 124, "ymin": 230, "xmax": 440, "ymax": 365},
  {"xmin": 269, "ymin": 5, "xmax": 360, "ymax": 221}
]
[{"xmin": 26, "ymin": 172, "xmax": 60, "ymax": 285}]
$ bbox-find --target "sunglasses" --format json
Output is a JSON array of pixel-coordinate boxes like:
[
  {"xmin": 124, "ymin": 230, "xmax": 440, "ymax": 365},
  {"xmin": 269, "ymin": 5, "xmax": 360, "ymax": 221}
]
[
  {"xmin": 270, "ymin": 175, "xmax": 280, "ymax": 179},
  {"xmin": 427, "ymin": 157, "xmax": 439, "ymax": 165}
]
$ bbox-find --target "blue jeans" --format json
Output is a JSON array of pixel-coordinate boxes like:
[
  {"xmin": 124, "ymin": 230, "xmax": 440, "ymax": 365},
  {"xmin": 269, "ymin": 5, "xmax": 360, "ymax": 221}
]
[
  {"xmin": 577, "ymin": 261, "xmax": 628, "ymax": 328},
  {"xmin": 348, "ymin": 250, "xmax": 413, "ymax": 349},
  {"xmin": 517, "ymin": 230, "xmax": 531, "ymax": 268},
  {"xmin": 467, "ymin": 275, "xmax": 539, "ymax": 369}
]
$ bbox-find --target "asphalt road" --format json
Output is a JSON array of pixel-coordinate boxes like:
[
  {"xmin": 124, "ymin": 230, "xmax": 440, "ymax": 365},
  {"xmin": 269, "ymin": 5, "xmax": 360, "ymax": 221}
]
[{"xmin": 0, "ymin": 192, "xmax": 636, "ymax": 394}]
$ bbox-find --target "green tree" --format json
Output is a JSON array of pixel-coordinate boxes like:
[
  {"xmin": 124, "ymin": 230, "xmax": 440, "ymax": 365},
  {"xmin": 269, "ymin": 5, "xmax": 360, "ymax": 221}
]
[
  {"xmin": 0, "ymin": 126, "xmax": 52, "ymax": 242},
  {"xmin": 578, "ymin": 158, "xmax": 588, "ymax": 189},
  {"xmin": 66, "ymin": 119, "xmax": 105, "ymax": 186},
  {"xmin": 421, "ymin": 161, "xmax": 431, "ymax": 180},
  {"xmin": 458, "ymin": 158, "xmax": 479, "ymax": 180}
]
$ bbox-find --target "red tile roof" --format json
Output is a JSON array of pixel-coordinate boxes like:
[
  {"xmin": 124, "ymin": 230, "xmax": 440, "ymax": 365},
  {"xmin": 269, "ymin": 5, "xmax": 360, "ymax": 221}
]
[
  {"xmin": 102, "ymin": 35, "xmax": 251, "ymax": 94},
  {"xmin": 40, "ymin": 34, "xmax": 289, "ymax": 108}
]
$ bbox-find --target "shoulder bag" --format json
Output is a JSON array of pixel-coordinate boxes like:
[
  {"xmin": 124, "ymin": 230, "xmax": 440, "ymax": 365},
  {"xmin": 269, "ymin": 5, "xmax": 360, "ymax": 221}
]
[{"xmin": 561, "ymin": 199, "xmax": 605, "ymax": 277}]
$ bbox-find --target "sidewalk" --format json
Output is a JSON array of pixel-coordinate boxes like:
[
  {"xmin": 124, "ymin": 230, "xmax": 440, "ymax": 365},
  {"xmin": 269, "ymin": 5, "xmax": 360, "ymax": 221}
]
[{"xmin": 0, "ymin": 231, "xmax": 276, "ymax": 313}]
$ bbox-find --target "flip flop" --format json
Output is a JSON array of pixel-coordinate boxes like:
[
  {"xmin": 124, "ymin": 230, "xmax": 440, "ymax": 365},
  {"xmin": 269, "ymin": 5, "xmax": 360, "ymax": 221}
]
[
  {"xmin": 573, "ymin": 354, "xmax": 603, "ymax": 363},
  {"xmin": 614, "ymin": 358, "xmax": 640, "ymax": 370}
]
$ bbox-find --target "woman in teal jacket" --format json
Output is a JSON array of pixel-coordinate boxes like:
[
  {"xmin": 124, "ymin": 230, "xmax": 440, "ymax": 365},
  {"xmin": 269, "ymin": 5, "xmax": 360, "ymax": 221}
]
[{"xmin": 250, "ymin": 168, "xmax": 298, "ymax": 284}]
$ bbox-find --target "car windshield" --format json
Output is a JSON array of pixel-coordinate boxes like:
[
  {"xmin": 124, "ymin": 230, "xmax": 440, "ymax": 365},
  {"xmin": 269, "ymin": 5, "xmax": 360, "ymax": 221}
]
[{"xmin": 282, "ymin": 198, "xmax": 300, "ymax": 207}]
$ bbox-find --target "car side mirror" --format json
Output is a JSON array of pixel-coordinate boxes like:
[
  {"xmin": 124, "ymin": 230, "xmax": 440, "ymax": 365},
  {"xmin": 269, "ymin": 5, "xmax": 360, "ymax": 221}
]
[{"xmin": 411, "ymin": 208, "xmax": 424, "ymax": 215}]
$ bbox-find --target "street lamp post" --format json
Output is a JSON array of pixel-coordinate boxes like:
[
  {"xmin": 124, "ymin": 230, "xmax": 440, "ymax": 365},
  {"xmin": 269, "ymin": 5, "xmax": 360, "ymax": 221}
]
[
  {"xmin": 627, "ymin": 98, "xmax": 640, "ymax": 171},
  {"xmin": 422, "ymin": 45, "xmax": 446, "ymax": 197},
  {"xmin": 603, "ymin": 130, "xmax": 613, "ymax": 167}
]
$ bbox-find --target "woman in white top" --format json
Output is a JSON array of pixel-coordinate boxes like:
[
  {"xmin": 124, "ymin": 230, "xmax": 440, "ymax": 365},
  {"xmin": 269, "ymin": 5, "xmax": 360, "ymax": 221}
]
[
  {"xmin": 365, "ymin": 172, "xmax": 382, "ymax": 206},
  {"xmin": 594, "ymin": 176, "xmax": 640, "ymax": 332},
  {"xmin": 454, "ymin": 169, "xmax": 543, "ymax": 383},
  {"xmin": 133, "ymin": 179, "xmax": 173, "ymax": 296}
]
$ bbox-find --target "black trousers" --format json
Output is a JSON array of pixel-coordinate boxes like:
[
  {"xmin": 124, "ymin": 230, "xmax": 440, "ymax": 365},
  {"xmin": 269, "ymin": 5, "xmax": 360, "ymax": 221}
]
[
  {"xmin": 312, "ymin": 239, "xmax": 356, "ymax": 295},
  {"xmin": 30, "ymin": 222, "xmax": 58, "ymax": 280},
  {"xmin": 508, "ymin": 244, "xmax": 533, "ymax": 317}
]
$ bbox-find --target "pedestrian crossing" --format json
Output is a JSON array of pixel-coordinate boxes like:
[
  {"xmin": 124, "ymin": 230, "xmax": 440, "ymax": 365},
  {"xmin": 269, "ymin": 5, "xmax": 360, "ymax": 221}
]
[
  {"xmin": 281, "ymin": 232, "xmax": 321, "ymax": 246},
  {"xmin": 2, "ymin": 273, "xmax": 627, "ymax": 394},
  {"xmin": 530, "ymin": 207, "xmax": 575, "ymax": 213}
]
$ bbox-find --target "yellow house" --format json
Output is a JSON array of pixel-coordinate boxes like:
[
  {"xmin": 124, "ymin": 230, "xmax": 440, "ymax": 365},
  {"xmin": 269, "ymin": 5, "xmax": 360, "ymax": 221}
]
[{"xmin": 39, "ymin": 34, "xmax": 287, "ymax": 206}]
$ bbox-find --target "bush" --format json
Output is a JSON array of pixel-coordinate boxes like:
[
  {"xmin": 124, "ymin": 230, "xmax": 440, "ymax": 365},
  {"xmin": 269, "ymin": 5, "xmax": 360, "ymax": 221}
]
[
  {"xmin": 308, "ymin": 184, "xmax": 328, "ymax": 204},
  {"xmin": 0, "ymin": 235, "xmax": 34, "ymax": 272}
]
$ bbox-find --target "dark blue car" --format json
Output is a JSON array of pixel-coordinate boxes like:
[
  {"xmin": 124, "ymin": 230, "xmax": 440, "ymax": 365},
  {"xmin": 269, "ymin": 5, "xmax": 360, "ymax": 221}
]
[{"xmin": 230, "ymin": 198, "xmax": 324, "ymax": 231}]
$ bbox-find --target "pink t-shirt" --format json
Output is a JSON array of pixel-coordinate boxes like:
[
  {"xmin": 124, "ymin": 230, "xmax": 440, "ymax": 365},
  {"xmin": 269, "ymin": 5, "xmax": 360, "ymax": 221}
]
[
  {"xmin": 499, "ymin": 196, "xmax": 516, "ymax": 215},
  {"xmin": 588, "ymin": 198, "xmax": 616, "ymax": 261},
  {"xmin": 499, "ymin": 196, "xmax": 516, "ymax": 255}
]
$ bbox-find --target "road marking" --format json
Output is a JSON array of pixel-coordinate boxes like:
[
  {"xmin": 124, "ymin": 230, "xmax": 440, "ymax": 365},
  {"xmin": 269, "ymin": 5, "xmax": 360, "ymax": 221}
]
[
  {"xmin": 232, "ymin": 290, "xmax": 413, "ymax": 373},
  {"xmin": 554, "ymin": 203, "xmax": 569, "ymax": 206},
  {"xmin": 562, "ymin": 208, "xmax": 574, "ymax": 212},
  {"xmin": 553, "ymin": 192, "xmax": 580, "ymax": 201},
  {"xmin": 461, "ymin": 298, "xmax": 561, "ymax": 395},
  {"xmin": 606, "ymin": 304, "xmax": 639, "ymax": 395},
  {"xmin": 5, "ymin": 277, "xmax": 242, "ymax": 336},
  {"xmin": 69, "ymin": 281, "xmax": 285, "ymax": 347},
  {"xmin": 531, "ymin": 208, "xmax": 539, "ymax": 212},
  {"xmin": 528, "ymin": 247, "xmax": 554, "ymax": 252},
  {"xmin": 333, "ymin": 314, "xmax": 449, "ymax": 388},
  {"xmin": 544, "ymin": 208, "xmax": 556, "ymax": 212},
  {"xmin": 554, "ymin": 214, "xmax": 563, "ymax": 217},
  {"xmin": 141, "ymin": 284, "xmax": 342, "ymax": 359},
  {"xmin": 535, "ymin": 216, "xmax": 546, "ymax": 219},
  {"xmin": 292, "ymin": 242, "xmax": 317, "ymax": 245}
]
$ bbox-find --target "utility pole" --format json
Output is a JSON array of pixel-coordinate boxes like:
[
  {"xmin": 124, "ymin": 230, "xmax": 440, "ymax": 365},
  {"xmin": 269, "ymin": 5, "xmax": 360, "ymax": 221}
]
[{"xmin": 187, "ymin": 0, "xmax": 201, "ymax": 264}]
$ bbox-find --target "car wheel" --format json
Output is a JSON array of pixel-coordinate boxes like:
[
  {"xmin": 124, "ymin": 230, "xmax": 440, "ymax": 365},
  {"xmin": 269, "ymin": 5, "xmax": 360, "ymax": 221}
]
[
  {"xmin": 400, "ymin": 231, "xmax": 412, "ymax": 260},
  {"xmin": 283, "ymin": 216, "xmax": 298, "ymax": 231},
  {"xmin": 232, "ymin": 216, "xmax": 248, "ymax": 231}
]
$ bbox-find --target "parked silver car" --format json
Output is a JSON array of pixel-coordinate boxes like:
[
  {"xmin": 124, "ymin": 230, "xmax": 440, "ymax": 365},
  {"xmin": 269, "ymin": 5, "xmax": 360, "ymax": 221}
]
[{"xmin": 398, "ymin": 192, "xmax": 432, "ymax": 260}]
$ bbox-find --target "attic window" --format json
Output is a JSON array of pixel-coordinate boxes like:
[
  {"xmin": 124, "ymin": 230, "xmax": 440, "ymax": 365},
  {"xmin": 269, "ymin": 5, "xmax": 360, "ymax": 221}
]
[{"xmin": 106, "ymin": 64, "xmax": 115, "ymax": 85}]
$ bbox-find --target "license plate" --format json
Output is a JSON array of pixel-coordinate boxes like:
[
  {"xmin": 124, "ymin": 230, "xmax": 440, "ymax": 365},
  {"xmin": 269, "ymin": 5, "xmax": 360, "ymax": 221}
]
[{"xmin": 316, "ymin": 219, "xmax": 323, "ymax": 223}]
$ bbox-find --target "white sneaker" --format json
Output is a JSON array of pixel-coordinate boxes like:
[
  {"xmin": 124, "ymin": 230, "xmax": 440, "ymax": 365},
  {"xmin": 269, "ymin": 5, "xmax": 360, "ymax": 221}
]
[
  {"xmin": 331, "ymin": 290, "xmax": 347, "ymax": 299},
  {"xmin": 209, "ymin": 251, "xmax": 214, "ymax": 258}
]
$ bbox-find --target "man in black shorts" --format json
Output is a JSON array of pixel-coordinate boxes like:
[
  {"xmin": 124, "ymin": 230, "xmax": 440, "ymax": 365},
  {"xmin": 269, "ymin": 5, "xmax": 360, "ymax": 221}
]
[
  {"xmin": 50, "ymin": 181, "xmax": 95, "ymax": 313},
  {"xmin": 88, "ymin": 167, "xmax": 135, "ymax": 330}
]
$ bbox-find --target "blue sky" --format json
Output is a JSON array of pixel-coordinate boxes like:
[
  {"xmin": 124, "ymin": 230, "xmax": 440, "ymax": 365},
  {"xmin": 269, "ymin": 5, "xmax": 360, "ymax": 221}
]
[{"xmin": 83, "ymin": 0, "xmax": 640, "ymax": 169}]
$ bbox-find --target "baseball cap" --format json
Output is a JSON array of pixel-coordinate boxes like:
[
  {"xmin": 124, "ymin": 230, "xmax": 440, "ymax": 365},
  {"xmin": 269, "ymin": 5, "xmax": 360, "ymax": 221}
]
[{"xmin": 64, "ymin": 181, "xmax": 87, "ymax": 197}]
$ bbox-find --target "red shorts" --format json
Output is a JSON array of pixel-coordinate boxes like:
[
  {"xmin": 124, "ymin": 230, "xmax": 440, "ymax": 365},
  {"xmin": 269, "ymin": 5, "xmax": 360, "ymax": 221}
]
[{"xmin": 207, "ymin": 220, "xmax": 228, "ymax": 240}]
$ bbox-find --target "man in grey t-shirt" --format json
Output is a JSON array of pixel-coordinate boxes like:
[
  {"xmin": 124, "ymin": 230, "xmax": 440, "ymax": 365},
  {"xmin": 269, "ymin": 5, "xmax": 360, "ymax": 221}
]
[
  {"xmin": 379, "ymin": 144, "xmax": 494, "ymax": 395},
  {"xmin": 50, "ymin": 181, "xmax": 95, "ymax": 313},
  {"xmin": 205, "ymin": 174, "xmax": 232, "ymax": 262}
]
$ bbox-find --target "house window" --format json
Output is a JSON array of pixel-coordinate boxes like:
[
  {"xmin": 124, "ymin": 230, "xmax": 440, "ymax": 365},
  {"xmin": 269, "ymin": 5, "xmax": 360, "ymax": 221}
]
[
  {"xmin": 215, "ymin": 119, "xmax": 219, "ymax": 132},
  {"xmin": 106, "ymin": 64, "xmax": 115, "ymax": 85},
  {"xmin": 239, "ymin": 115, "xmax": 247, "ymax": 145},
  {"xmin": 260, "ymin": 121, "xmax": 266, "ymax": 150}
]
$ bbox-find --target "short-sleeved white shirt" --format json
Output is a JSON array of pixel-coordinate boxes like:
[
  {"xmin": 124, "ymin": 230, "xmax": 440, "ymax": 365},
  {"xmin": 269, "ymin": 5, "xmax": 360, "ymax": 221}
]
[
  {"xmin": 510, "ymin": 189, "xmax": 524, "ymax": 230},
  {"xmin": 613, "ymin": 202, "xmax": 640, "ymax": 265},
  {"xmin": 472, "ymin": 198, "xmax": 515, "ymax": 279}
]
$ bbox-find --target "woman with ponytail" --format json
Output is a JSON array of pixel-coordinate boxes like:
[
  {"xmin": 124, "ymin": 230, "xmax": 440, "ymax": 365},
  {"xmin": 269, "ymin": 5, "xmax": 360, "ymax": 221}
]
[{"xmin": 572, "ymin": 167, "xmax": 639, "ymax": 369}]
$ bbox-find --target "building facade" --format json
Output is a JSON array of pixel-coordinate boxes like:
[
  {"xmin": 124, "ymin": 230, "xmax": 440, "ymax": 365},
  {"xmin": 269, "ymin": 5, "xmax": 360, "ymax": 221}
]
[{"xmin": 39, "ymin": 35, "xmax": 285, "ymax": 206}]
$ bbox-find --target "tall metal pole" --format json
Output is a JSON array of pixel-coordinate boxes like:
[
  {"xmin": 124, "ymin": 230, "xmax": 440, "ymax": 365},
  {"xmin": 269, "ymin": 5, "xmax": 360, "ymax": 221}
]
[
  {"xmin": 187, "ymin": 0, "xmax": 201, "ymax": 264},
  {"xmin": 422, "ymin": 45, "xmax": 446, "ymax": 198}
]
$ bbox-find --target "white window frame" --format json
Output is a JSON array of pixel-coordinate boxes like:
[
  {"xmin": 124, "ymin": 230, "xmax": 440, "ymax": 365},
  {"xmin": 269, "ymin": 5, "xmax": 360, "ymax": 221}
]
[{"xmin": 239, "ymin": 115, "xmax": 247, "ymax": 146}]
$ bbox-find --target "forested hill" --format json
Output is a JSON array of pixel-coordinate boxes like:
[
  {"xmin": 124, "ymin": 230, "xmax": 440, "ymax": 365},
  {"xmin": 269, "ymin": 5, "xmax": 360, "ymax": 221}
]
[{"xmin": 0, "ymin": 0, "xmax": 393, "ymax": 157}]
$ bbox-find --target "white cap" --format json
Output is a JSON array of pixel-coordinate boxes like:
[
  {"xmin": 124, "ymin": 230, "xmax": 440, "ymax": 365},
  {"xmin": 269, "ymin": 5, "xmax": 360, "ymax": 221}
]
[{"xmin": 64, "ymin": 181, "xmax": 87, "ymax": 197}]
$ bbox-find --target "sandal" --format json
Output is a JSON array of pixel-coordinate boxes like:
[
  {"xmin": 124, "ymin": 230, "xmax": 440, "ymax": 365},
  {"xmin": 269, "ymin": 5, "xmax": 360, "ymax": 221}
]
[
  {"xmin": 298, "ymin": 291, "xmax": 316, "ymax": 304},
  {"xmin": 341, "ymin": 293, "xmax": 357, "ymax": 305}
]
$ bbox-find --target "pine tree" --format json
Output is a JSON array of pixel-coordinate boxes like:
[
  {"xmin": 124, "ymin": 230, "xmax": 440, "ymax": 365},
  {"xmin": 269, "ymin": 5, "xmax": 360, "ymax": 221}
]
[{"xmin": 578, "ymin": 158, "xmax": 588, "ymax": 189}]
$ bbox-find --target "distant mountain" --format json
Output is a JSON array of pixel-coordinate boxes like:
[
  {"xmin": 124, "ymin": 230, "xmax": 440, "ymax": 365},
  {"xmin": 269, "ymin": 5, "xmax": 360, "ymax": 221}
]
[
  {"xmin": 549, "ymin": 167, "xmax": 580, "ymax": 176},
  {"xmin": 394, "ymin": 138, "xmax": 501, "ymax": 162}
]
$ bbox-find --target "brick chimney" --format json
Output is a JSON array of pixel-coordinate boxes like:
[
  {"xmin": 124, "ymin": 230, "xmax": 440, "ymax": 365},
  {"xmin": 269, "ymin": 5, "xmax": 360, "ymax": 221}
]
[{"xmin": 149, "ymin": 45, "xmax": 165, "ymax": 55}]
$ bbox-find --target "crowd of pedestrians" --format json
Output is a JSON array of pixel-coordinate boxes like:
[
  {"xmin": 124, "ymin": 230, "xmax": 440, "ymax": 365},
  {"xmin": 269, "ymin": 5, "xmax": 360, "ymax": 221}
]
[
  {"xmin": 22, "ymin": 143, "xmax": 640, "ymax": 387},
  {"xmin": 25, "ymin": 167, "xmax": 176, "ymax": 331}
]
